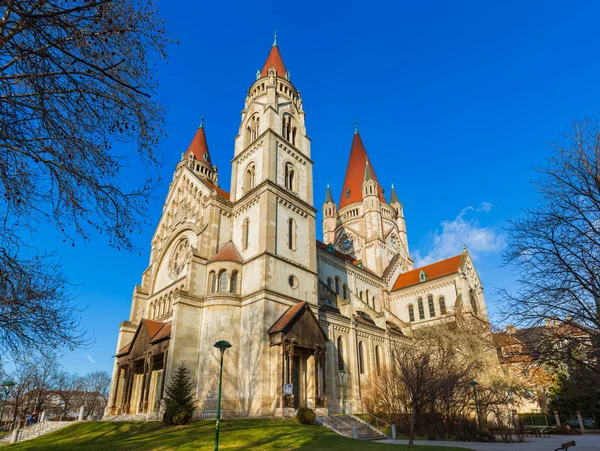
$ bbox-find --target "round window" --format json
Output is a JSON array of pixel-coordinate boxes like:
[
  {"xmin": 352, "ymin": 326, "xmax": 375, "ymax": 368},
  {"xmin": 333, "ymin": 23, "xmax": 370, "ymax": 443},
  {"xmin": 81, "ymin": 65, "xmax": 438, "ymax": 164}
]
[{"xmin": 288, "ymin": 275, "xmax": 298, "ymax": 289}]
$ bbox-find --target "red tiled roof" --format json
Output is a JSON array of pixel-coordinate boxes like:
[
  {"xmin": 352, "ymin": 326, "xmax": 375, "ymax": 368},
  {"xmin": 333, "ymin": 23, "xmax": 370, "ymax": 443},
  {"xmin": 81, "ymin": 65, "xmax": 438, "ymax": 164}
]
[
  {"xmin": 268, "ymin": 302, "xmax": 307, "ymax": 334},
  {"xmin": 316, "ymin": 240, "xmax": 356, "ymax": 264},
  {"xmin": 386, "ymin": 321, "xmax": 404, "ymax": 336},
  {"xmin": 115, "ymin": 319, "xmax": 172, "ymax": 357},
  {"xmin": 184, "ymin": 125, "xmax": 212, "ymax": 164},
  {"xmin": 392, "ymin": 254, "xmax": 462, "ymax": 291},
  {"xmin": 210, "ymin": 241, "xmax": 243, "ymax": 263},
  {"xmin": 201, "ymin": 179, "xmax": 230, "ymax": 201},
  {"xmin": 339, "ymin": 132, "xmax": 386, "ymax": 209},
  {"xmin": 261, "ymin": 45, "xmax": 287, "ymax": 78}
]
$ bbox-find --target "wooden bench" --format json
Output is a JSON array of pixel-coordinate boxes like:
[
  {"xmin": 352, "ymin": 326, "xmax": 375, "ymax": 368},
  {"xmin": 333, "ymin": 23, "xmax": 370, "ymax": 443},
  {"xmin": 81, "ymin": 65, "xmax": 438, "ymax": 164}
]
[{"xmin": 555, "ymin": 440, "xmax": 576, "ymax": 451}]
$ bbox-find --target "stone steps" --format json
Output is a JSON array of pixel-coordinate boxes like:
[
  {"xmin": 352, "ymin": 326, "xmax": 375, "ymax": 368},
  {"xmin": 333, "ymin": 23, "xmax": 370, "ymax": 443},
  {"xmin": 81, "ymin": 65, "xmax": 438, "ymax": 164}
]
[
  {"xmin": 102, "ymin": 412, "xmax": 160, "ymax": 422},
  {"xmin": 318, "ymin": 415, "xmax": 388, "ymax": 441},
  {"xmin": 0, "ymin": 421, "xmax": 74, "ymax": 444}
]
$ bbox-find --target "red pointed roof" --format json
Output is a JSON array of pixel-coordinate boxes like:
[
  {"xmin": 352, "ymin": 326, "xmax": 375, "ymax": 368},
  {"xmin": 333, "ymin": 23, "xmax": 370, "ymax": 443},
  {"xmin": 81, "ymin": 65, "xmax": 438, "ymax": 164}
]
[
  {"xmin": 184, "ymin": 124, "xmax": 212, "ymax": 164},
  {"xmin": 261, "ymin": 45, "xmax": 287, "ymax": 78},
  {"xmin": 338, "ymin": 132, "xmax": 386, "ymax": 208},
  {"xmin": 392, "ymin": 254, "xmax": 463, "ymax": 291},
  {"xmin": 209, "ymin": 241, "xmax": 243, "ymax": 263}
]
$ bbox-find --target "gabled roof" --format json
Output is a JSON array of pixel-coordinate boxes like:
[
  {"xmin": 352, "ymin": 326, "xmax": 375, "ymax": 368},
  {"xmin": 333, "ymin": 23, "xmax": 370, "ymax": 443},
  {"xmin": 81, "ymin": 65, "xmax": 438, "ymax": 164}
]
[
  {"xmin": 268, "ymin": 301, "xmax": 307, "ymax": 334},
  {"xmin": 209, "ymin": 241, "xmax": 243, "ymax": 264},
  {"xmin": 261, "ymin": 44, "xmax": 287, "ymax": 78},
  {"xmin": 115, "ymin": 319, "xmax": 172, "ymax": 357},
  {"xmin": 392, "ymin": 254, "xmax": 462, "ymax": 291},
  {"xmin": 386, "ymin": 321, "xmax": 404, "ymax": 336},
  {"xmin": 315, "ymin": 240, "xmax": 379, "ymax": 277},
  {"xmin": 184, "ymin": 124, "xmax": 212, "ymax": 164},
  {"xmin": 339, "ymin": 132, "xmax": 386, "ymax": 209},
  {"xmin": 200, "ymin": 178, "xmax": 230, "ymax": 201}
]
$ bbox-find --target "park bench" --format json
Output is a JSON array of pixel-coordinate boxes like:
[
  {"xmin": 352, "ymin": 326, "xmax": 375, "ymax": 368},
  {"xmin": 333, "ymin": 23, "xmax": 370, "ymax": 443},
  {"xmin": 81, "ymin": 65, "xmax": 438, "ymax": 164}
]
[{"xmin": 555, "ymin": 440, "xmax": 576, "ymax": 451}]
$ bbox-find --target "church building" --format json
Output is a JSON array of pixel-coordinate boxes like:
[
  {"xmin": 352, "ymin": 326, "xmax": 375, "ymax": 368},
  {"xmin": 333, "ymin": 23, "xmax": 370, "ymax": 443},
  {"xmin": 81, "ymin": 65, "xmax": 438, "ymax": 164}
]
[{"xmin": 105, "ymin": 38, "xmax": 489, "ymax": 417}]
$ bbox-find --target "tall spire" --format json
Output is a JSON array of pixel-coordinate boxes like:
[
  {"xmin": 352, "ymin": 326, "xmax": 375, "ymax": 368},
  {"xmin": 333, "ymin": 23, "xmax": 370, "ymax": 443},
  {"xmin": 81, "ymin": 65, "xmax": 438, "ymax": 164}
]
[
  {"xmin": 184, "ymin": 120, "xmax": 212, "ymax": 164},
  {"xmin": 339, "ymin": 131, "xmax": 386, "ymax": 208},
  {"xmin": 260, "ymin": 35, "xmax": 287, "ymax": 78},
  {"xmin": 390, "ymin": 183, "xmax": 400, "ymax": 204},
  {"xmin": 324, "ymin": 184, "xmax": 334, "ymax": 203}
]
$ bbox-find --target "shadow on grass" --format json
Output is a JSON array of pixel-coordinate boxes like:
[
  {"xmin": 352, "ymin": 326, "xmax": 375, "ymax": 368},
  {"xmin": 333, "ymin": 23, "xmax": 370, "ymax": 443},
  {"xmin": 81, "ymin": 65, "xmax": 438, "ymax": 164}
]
[{"xmin": 5, "ymin": 418, "xmax": 474, "ymax": 451}]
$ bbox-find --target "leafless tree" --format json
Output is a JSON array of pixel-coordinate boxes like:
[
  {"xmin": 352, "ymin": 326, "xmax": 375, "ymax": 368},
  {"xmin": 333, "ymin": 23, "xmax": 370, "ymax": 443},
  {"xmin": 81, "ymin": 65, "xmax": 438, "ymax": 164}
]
[
  {"xmin": 0, "ymin": 0, "xmax": 173, "ymax": 356},
  {"xmin": 53, "ymin": 371, "xmax": 83, "ymax": 417},
  {"xmin": 77, "ymin": 371, "xmax": 110, "ymax": 415},
  {"xmin": 500, "ymin": 118, "xmax": 600, "ymax": 374}
]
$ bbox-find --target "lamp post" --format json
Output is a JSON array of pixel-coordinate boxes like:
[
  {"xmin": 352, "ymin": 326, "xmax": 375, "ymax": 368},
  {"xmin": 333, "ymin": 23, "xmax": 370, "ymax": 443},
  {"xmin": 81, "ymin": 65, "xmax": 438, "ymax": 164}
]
[
  {"xmin": 339, "ymin": 369, "xmax": 346, "ymax": 415},
  {"xmin": 213, "ymin": 340, "xmax": 231, "ymax": 451},
  {"xmin": 470, "ymin": 380, "xmax": 482, "ymax": 433},
  {"xmin": 0, "ymin": 380, "xmax": 16, "ymax": 423}
]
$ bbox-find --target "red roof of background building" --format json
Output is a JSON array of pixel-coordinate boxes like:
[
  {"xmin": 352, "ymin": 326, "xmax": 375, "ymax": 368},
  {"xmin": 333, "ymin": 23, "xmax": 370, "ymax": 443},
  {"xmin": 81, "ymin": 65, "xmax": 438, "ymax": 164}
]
[
  {"xmin": 209, "ymin": 241, "xmax": 243, "ymax": 263},
  {"xmin": 261, "ymin": 45, "xmax": 287, "ymax": 78},
  {"xmin": 339, "ymin": 132, "xmax": 386, "ymax": 208},
  {"xmin": 392, "ymin": 254, "xmax": 463, "ymax": 291},
  {"xmin": 268, "ymin": 301, "xmax": 307, "ymax": 334},
  {"xmin": 184, "ymin": 125, "xmax": 212, "ymax": 164}
]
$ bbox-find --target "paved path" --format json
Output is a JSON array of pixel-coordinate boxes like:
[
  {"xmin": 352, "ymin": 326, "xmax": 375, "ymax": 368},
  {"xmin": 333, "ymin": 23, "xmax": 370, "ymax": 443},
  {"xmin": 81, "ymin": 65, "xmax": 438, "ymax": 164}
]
[{"xmin": 378, "ymin": 434, "xmax": 600, "ymax": 450}]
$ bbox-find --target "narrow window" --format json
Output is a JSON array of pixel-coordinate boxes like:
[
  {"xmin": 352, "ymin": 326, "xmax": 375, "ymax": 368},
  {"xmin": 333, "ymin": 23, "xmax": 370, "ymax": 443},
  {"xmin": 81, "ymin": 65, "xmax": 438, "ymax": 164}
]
[
  {"xmin": 408, "ymin": 304, "xmax": 415, "ymax": 322},
  {"xmin": 417, "ymin": 298, "xmax": 425, "ymax": 320},
  {"xmin": 209, "ymin": 271, "xmax": 216, "ymax": 294},
  {"xmin": 285, "ymin": 163, "xmax": 295, "ymax": 191},
  {"xmin": 149, "ymin": 302, "xmax": 154, "ymax": 319},
  {"xmin": 242, "ymin": 218, "xmax": 249, "ymax": 250},
  {"xmin": 327, "ymin": 278, "xmax": 333, "ymax": 290},
  {"xmin": 428, "ymin": 295, "xmax": 435, "ymax": 317},
  {"xmin": 470, "ymin": 290, "xmax": 479, "ymax": 316},
  {"xmin": 245, "ymin": 164, "xmax": 255, "ymax": 192},
  {"xmin": 343, "ymin": 285, "xmax": 349, "ymax": 300},
  {"xmin": 230, "ymin": 271, "xmax": 238, "ymax": 294},
  {"xmin": 337, "ymin": 336, "xmax": 344, "ymax": 371},
  {"xmin": 358, "ymin": 342, "xmax": 365, "ymax": 374},
  {"xmin": 375, "ymin": 346, "xmax": 381, "ymax": 374},
  {"xmin": 218, "ymin": 270, "xmax": 228, "ymax": 293},
  {"xmin": 439, "ymin": 297, "xmax": 447, "ymax": 315},
  {"xmin": 335, "ymin": 277, "xmax": 340, "ymax": 295},
  {"xmin": 360, "ymin": 291, "xmax": 364, "ymax": 301},
  {"xmin": 365, "ymin": 289, "xmax": 370, "ymax": 307},
  {"xmin": 288, "ymin": 218, "xmax": 296, "ymax": 250}
]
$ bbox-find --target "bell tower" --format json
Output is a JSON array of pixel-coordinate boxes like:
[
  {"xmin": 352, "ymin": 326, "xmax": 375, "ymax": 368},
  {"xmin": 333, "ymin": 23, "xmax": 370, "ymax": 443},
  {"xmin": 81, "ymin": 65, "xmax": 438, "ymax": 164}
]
[{"xmin": 229, "ymin": 35, "xmax": 317, "ymax": 300}]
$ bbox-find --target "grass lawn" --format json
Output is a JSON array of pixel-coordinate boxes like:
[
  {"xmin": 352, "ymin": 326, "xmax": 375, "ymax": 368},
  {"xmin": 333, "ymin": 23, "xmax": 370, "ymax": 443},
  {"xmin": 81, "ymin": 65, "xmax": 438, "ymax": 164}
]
[{"xmin": 4, "ymin": 418, "xmax": 474, "ymax": 450}]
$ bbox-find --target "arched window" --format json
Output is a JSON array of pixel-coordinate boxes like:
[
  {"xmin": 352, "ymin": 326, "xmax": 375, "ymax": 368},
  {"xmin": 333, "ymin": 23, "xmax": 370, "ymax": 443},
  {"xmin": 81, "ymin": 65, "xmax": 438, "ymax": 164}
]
[
  {"xmin": 375, "ymin": 346, "xmax": 381, "ymax": 374},
  {"xmin": 470, "ymin": 290, "xmax": 479, "ymax": 316},
  {"xmin": 360, "ymin": 291, "xmax": 364, "ymax": 301},
  {"xmin": 288, "ymin": 218, "xmax": 296, "ymax": 250},
  {"xmin": 246, "ymin": 115, "xmax": 259, "ymax": 146},
  {"xmin": 343, "ymin": 285, "xmax": 349, "ymax": 300},
  {"xmin": 417, "ymin": 298, "xmax": 425, "ymax": 320},
  {"xmin": 358, "ymin": 342, "xmax": 365, "ymax": 374},
  {"xmin": 335, "ymin": 277, "xmax": 340, "ymax": 295},
  {"xmin": 149, "ymin": 302, "xmax": 154, "ymax": 319},
  {"xmin": 282, "ymin": 114, "xmax": 298, "ymax": 146},
  {"xmin": 327, "ymin": 278, "xmax": 333, "ymax": 290},
  {"xmin": 230, "ymin": 271, "xmax": 238, "ymax": 294},
  {"xmin": 408, "ymin": 304, "xmax": 415, "ymax": 322},
  {"xmin": 245, "ymin": 164, "xmax": 255, "ymax": 192},
  {"xmin": 285, "ymin": 163, "xmax": 295, "ymax": 191},
  {"xmin": 337, "ymin": 336, "xmax": 344, "ymax": 371},
  {"xmin": 428, "ymin": 295, "xmax": 435, "ymax": 317},
  {"xmin": 242, "ymin": 218, "xmax": 249, "ymax": 250},
  {"xmin": 366, "ymin": 289, "xmax": 371, "ymax": 307},
  {"xmin": 209, "ymin": 271, "xmax": 216, "ymax": 294},
  {"xmin": 218, "ymin": 270, "xmax": 228, "ymax": 293},
  {"xmin": 439, "ymin": 297, "xmax": 447, "ymax": 315}
]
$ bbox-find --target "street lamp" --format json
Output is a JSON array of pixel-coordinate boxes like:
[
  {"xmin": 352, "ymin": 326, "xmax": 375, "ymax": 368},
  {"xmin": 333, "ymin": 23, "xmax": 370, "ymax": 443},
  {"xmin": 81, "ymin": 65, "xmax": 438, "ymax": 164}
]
[
  {"xmin": 213, "ymin": 340, "xmax": 231, "ymax": 451},
  {"xmin": 339, "ymin": 369, "xmax": 346, "ymax": 415},
  {"xmin": 470, "ymin": 380, "xmax": 482, "ymax": 433},
  {"xmin": 0, "ymin": 380, "xmax": 16, "ymax": 423}
]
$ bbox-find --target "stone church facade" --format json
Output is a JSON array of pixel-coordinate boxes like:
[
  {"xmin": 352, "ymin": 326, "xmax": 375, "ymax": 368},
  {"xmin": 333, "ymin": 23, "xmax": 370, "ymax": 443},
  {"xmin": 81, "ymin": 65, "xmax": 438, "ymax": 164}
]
[{"xmin": 105, "ymin": 40, "xmax": 489, "ymax": 417}]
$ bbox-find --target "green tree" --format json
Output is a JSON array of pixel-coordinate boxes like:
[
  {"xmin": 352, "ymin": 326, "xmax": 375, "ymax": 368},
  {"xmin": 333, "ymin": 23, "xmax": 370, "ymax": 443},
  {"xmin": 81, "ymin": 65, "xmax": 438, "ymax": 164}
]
[{"xmin": 163, "ymin": 363, "xmax": 195, "ymax": 425}]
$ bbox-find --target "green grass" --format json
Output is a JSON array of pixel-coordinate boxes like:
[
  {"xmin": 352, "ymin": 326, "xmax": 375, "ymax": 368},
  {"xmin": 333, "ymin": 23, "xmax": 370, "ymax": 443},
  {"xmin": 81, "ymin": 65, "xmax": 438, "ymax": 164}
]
[{"xmin": 4, "ymin": 418, "xmax": 474, "ymax": 450}]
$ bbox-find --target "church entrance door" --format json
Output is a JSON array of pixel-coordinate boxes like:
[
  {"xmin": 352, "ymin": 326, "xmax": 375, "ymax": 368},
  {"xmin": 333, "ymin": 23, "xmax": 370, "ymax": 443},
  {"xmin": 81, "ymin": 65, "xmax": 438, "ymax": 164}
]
[{"xmin": 292, "ymin": 356, "xmax": 300, "ymax": 409}]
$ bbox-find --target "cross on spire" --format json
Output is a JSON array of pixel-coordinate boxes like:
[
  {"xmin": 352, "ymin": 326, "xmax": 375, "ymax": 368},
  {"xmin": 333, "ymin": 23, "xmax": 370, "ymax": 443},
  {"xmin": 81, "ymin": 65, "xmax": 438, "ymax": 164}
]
[
  {"xmin": 273, "ymin": 29, "xmax": 278, "ymax": 47},
  {"xmin": 354, "ymin": 118, "xmax": 359, "ymax": 135}
]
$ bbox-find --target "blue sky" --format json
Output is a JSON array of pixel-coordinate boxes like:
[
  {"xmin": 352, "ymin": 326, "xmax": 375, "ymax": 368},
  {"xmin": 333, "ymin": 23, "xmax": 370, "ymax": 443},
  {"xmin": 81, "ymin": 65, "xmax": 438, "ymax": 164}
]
[{"xmin": 19, "ymin": 0, "xmax": 600, "ymax": 375}]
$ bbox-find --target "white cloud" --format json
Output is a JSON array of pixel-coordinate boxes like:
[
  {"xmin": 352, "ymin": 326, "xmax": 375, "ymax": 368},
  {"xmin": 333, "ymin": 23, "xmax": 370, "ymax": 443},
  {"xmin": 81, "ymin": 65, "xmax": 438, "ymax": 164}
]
[
  {"xmin": 414, "ymin": 203, "xmax": 505, "ymax": 267},
  {"xmin": 86, "ymin": 354, "xmax": 96, "ymax": 365}
]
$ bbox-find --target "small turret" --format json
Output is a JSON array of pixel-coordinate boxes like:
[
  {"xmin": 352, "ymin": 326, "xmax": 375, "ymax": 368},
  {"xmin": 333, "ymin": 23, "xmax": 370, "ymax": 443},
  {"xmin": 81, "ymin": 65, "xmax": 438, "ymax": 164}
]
[
  {"xmin": 182, "ymin": 119, "xmax": 218, "ymax": 185},
  {"xmin": 322, "ymin": 184, "xmax": 337, "ymax": 245}
]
